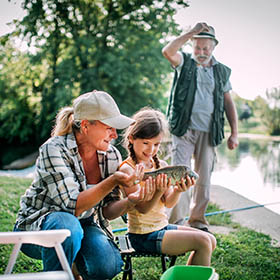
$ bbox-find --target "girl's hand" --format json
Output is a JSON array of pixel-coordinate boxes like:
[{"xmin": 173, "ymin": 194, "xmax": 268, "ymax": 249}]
[
  {"xmin": 174, "ymin": 175, "xmax": 196, "ymax": 193},
  {"xmin": 143, "ymin": 177, "xmax": 156, "ymax": 201},
  {"xmin": 155, "ymin": 174, "xmax": 171, "ymax": 193}
]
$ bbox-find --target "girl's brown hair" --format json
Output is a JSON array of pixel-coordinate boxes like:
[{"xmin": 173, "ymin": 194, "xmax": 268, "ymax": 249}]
[{"xmin": 123, "ymin": 107, "xmax": 169, "ymax": 168}]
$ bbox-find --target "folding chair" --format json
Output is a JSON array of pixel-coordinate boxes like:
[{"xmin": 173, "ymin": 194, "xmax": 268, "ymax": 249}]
[
  {"xmin": 0, "ymin": 229, "xmax": 74, "ymax": 280},
  {"xmin": 115, "ymin": 215, "xmax": 181, "ymax": 280},
  {"xmin": 117, "ymin": 234, "xmax": 179, "ymax": 280}
]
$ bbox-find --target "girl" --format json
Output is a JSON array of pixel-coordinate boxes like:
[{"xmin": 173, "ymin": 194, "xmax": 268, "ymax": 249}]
[{"xmin": 119, "ymin": 107, "xmax": 216, "ymax": 266}]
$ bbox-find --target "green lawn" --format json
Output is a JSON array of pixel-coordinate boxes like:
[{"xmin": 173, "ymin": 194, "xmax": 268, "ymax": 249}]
[{"xmin": 0, "ymin": 176, "xmax": 279, "ymax": 279}]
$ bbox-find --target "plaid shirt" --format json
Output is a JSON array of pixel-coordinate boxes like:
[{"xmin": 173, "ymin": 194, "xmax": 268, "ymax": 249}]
[{"xmin": 16, "ymin": 133, "xmax": 121, "ymax": 239}]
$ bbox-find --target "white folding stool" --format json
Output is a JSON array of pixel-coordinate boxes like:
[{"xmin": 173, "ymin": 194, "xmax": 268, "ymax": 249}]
[{"xmin": 0, "ymin": 229, "xmax": 74, "ymax": 280}]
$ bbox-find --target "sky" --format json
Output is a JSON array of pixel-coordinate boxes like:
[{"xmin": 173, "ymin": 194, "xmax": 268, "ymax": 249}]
[
  {"xmin": 1, "ymin": 0, "xmax": 280, "ymax": 100},
  {"xmin": 174, "ymin": 0, "xmax": 280, "ymax": 100}
]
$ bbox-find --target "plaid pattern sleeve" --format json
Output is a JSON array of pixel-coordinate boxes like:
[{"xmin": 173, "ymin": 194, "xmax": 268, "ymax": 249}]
[
  {"xmin": 96, "ymin": 145, "xmax": 123, "ymax": 239},
  {"xmin": 99, "ymin": 145, "xmax": 122, "ymax": 206},
  {"xmin": 16, "ymin": 134, "xmax": 85, "ymax": 231},
  {"xmin": 16, "ymin": 134, "xmax": 123, "ymax": 236}
]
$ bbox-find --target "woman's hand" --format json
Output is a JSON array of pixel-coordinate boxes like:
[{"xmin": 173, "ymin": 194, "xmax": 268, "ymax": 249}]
[
  {"xmin": 133, "ymin": 163, "xmax": 145, "ymax": 185},
  {"xmin": 127, "ymin": 176, "xmax": 156, "ymax": 204},
  {"xmin": 114, "ymin": 163, "xmax": 144, "ymax": 188}
]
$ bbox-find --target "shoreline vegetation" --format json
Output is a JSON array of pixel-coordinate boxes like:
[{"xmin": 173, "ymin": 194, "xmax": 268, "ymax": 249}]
[
  {"xmin": 0, "ymin": 176, "xmax": 279, "ymax": 279},
  {"xmin": 225, "ymin": 132, "xmax": 280, "ymax": 141},
  {"xmin": 1, "ymin": 133, "xmax": 280, "ymax": 172}
]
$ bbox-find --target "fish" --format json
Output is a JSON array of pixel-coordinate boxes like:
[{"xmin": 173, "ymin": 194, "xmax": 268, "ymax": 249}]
[{"xmin": 142, "ymin": 165, "xmax": 199, "ymax": 184}]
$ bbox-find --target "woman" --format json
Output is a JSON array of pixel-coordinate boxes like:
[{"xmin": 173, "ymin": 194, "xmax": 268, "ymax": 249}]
[{"xmin": 14, "ymin": 90, "xmax": 150, "ymax": 280}]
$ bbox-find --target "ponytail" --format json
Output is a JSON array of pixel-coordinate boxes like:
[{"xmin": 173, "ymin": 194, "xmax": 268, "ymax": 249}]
[{"xmin": 51, "ymin": 107, "xmax": 74, "ymax": 136}]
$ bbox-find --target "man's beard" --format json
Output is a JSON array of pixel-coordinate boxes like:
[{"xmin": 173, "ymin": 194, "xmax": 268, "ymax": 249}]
[{"xmin": 193, "ymin": 54, "xmax": 212, "ymax": 66}]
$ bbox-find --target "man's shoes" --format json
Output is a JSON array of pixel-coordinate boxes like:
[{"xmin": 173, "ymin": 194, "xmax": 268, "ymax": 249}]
[
  {"xmin": 198, "ymin": 227, "xmax": 210, "ymax": 233},
  {"xmin": 192, "ymin": 226, "xmax": 214, "ymax": 235}
]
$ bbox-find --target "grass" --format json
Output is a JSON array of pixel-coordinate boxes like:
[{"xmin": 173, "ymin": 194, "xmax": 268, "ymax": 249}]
[
  {"xmin": 0, "ymin": 176, "xmax": 43, "ymax": 274},
  {"xmin": 0, "ymin": 176, "xmax": 280, "ymax": 279}
]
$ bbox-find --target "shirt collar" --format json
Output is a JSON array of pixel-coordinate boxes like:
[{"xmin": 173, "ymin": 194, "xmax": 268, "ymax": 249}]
[
  {"xmin": 65, "ymin": 132, "xmax": 108, "ymax": 156},
  {"xmin": 65, "ymin": 133, "xmax": 78, "ymax": 150}
]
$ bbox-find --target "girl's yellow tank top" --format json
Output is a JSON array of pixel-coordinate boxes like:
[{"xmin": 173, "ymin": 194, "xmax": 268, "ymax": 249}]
[{"xmin": 120, "ymin": 158, "xmax": 168, "ymax": 234}]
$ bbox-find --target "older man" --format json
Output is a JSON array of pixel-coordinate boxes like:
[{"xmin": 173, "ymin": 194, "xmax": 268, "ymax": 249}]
[{"xmin": 162, "ymin": 22, "xmax": 239, "ymax": 231}]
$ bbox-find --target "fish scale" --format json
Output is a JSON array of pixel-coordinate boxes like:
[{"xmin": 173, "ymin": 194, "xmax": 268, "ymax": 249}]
[{"xmin": 142, "ymin": 165, "xmax": 199, "ymax": 184}]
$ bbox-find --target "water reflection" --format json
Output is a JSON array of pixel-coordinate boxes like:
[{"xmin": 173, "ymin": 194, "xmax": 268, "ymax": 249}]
[
  {"xmin": 215, "ymin": 138, "xmax": 280, "ymax": 188},
  {"xmin": 142, "ymin": 137, "xmax": 280, "ymax": 214},
  {"xmin": 252, "ymin": 141, "xmax": 280, "ymax": 188},
  {"xmin": 212, "ymin": 137, "xmax": 280, "ymax": 214}
]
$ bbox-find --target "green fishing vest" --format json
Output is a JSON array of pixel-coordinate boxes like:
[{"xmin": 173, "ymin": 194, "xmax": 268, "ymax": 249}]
[{"xmin": 167, "ymin": 52, "xmax": 231, "ymax": 146}]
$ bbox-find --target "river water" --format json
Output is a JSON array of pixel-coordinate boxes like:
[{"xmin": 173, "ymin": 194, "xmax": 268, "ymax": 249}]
[
  {"xmin": 1, "ymin": 135, "xmax": 280, "ymax": 215},
  {"xmin": 212, "ymin": 135, "xmax": 280, "ymax": 215}
]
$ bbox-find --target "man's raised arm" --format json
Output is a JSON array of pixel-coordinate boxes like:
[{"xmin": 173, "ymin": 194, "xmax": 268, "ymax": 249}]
[{"xmin": 162, "ymin": 22, "xmax": 210, "ymax": 67}]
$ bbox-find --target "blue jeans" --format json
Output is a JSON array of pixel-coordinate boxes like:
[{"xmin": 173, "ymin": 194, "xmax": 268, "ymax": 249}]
[
  {"xmin": 128, "ymin": 224, "xmax": 178, "ymax": 254},
  {"xmin": 14, "ymin": 212, "xmax": 123, "ymax": 280}
]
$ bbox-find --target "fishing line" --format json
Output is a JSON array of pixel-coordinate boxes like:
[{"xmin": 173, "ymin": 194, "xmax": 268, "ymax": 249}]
[
  {"xmin": 202, "ymin": 201, "xmax": 280, "ymax": 218},
  {"xmin": 112, "ymin": 201, "xmax": 280, "ymax": 233}
]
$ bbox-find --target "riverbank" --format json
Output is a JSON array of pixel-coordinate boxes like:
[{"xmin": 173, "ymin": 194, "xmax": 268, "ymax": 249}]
[
  {"xmin": 210, "ymin": 184, "xmax": 280, "ymax": 247},
  {"xmin": 0, "ymin": 165, "xmax": 35, "ymax": 178}
]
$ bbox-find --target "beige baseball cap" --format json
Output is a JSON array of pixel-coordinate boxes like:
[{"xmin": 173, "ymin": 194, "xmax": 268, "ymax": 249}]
[{"xmin": 73, "ymin": 90, "xmax": 135, "ymax": 129}]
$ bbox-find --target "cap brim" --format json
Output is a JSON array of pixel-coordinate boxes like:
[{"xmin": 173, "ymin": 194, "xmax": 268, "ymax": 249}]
[{"xmin": 101, "ymin": 114, "xmax": 135, "ymax": 129}]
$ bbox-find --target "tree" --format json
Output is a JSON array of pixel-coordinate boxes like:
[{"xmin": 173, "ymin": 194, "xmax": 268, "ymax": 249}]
[
  {"xmin": 0, "ymin": 41, "xmax": 40, "ymax": 144},
  {"xmin": 11, "ymin": 0, "xmax": 189, "ymax": 141},
  {"xmin": 0, "ymin": 0, "xmax": 190, "ymax": 166},
  {"xmin": 0, "ymin": 39, "xmax": 45, "ymax": 166},
  {"xmin": 262, "ymin": 87, "xmax": 280, "ymax": 135}
]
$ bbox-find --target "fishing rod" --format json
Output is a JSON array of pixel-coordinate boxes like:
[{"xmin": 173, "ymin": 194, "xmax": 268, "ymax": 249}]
[{"xmin": 112, "ymin": 201, "xmax": 280, "ymax": 233}]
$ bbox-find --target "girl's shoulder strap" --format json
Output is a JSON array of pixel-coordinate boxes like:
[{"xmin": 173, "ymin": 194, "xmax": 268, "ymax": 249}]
[{"xmin": 119, "ymin": 158, "xmax": 136, "ymax": 169}]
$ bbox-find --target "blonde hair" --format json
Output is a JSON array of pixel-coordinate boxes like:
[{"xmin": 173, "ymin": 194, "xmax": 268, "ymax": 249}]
[
  {"xmin": 123, "ymin": 107, "xmax": 169, "ymax": 168},
  {"xmin": 51, "ymin": 107, "xmax": 77, "ymax": 136}
]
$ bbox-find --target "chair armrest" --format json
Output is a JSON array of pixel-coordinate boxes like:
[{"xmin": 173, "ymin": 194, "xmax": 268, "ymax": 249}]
[
  {"xmin": 0, "ymin": 230, "xmax": 70, "ymax": 247},
  {"xmin": 0, "ymin": 271, "xmax": 70, "ymax": 280}
]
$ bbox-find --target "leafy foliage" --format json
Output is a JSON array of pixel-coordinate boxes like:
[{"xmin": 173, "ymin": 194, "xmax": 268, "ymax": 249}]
[
  {"xmin": 0, "ymin": 0, "xmax": 189, "ymax": 165},
  {"xmin": 228, "ymin": 92, "xmax": 280, "ymax": 136},
  {"xmin": 0, "ymin": 42, "xmax": 40, "ymax": 143},
  {"xmin": 262, "ymin": 87, "xmax": 280, "ymax": 135}
]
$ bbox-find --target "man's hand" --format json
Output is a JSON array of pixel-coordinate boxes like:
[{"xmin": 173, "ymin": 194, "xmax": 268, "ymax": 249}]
[
  {"xmin": 191, "ymin": 22, "xmax": 210, "ymax": 35},
  {"xmin": 227, "ymin": 134, "xmax": 239, "ymax": 150},
  {"xmin": 162, "ymin": 21, "xmax": 210, "ymax": 67}
]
